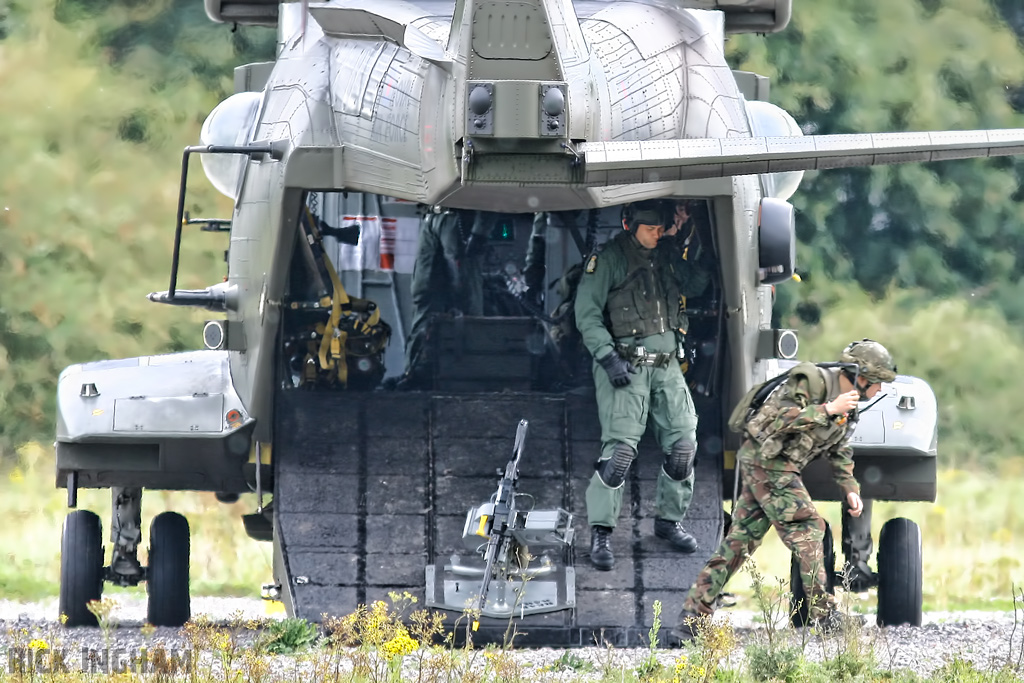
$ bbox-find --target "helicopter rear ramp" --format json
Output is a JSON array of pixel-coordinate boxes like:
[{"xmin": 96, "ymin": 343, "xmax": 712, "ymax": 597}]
[{"xmin": 272, "ymin": 390, "xmax": 723, "ymax": 646}]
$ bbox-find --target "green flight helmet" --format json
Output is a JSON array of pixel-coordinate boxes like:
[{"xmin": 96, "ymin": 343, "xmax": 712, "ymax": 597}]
[
  {"xmin": 622, "ymin": 199, "xmax": 669, "ymax": 231},
  {"xmin": 840, "ymin": 339, "xmax": 897, "ymax": 384}
]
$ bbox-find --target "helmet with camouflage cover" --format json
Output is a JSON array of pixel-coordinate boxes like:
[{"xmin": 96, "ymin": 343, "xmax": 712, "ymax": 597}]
[{"xmin": 840, "ymin": 339, "xmax": 897, "ymax": 384}]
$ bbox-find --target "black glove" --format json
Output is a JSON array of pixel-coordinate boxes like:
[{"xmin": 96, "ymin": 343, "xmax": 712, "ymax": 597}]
[
  {"xmin": 597, "ymin": 351, "xmax": 637, "ymax": 388},
  {"xmin": 464, "ymin": 232, "xmax": 488, "ymax": 258}
]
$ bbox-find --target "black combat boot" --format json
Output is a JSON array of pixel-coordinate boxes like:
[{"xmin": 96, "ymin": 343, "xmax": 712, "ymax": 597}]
[
  {"xmin": 590, "ymin": 525, "xmax": 614, "ymax": 571},
  {"xmin": 654, "ymin": 518, "xmax": 698, "ymax": 553}
]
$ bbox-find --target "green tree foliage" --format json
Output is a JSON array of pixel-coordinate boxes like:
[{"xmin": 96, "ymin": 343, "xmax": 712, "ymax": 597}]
[
  {"xmin": 729, "ymin": 0, "xmax": 1024, "ymax": 325},
  {"xmin": 50, "ymin": 0, "xmax": 274, "ymax": 97},
  {"xmin": 0, "ymin": 0, "xmax": 258, "ymax": 454},
  {"xmin": 798, "ymin": 290, "xmax": 1024, "ymax": 468},
  {"xmin": 2, "ymin": 0, "xmax": 1024, "ymax": 474},
  {"xmin": 993, "ymin": 0, "xmax": 1024, "ymax": 110}
]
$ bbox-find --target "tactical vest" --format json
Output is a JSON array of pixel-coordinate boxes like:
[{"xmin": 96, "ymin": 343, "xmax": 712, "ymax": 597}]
[
  {"xmin": 743, "ymin": 363, "xmax": 852, "ymax": 470},
  {"xmin": 604, "ymin": 235, "xmax": 676, "ymax": 339}
]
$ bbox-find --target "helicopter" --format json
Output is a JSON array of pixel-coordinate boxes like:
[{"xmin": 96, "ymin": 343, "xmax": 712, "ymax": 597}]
[{"xmin": 52, "ymin": 0, "xmax": 1024, "ymax": 644}]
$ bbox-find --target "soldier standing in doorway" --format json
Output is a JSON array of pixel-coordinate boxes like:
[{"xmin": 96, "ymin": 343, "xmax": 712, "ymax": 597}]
[{"xmin": 574, "ymin": 199, "xmax": 706, "ymax": 570}]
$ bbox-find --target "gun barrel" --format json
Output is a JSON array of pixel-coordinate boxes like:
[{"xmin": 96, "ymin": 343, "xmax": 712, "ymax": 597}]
[{"xmin": 513, "ymin": 419, "xmax": 528, "ymax": 457}]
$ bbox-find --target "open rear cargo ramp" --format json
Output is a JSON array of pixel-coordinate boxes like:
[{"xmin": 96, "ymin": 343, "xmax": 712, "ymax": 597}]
[{"xmin": 272, "ymin": 390, "xmax": 724, "ymax": 646}]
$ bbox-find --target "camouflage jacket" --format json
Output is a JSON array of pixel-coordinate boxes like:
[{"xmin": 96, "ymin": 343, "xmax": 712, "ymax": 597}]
[{"xmin": 739, "ymin": 364, "xmax": 860, "ymax": 497}]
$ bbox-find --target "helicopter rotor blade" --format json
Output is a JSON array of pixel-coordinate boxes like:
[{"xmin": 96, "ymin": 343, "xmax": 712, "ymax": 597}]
[{"xmin": 578, "ymin": 129, "xmax": 1024, "ymax": 186}]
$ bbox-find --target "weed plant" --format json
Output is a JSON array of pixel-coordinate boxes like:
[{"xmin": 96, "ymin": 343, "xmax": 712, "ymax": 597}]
[
  {"xmin": 3, "ymin": 589, "xmax": 1024, "ymax": 682},
  {"xmin": 10, "ymin": 452, "xmax": 1024, "ymax": 610}
]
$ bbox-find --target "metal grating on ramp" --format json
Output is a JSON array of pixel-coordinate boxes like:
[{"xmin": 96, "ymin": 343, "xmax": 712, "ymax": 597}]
[{"xmin": 273, "ymin": 390, "xmax": 723, "ymax": 646}]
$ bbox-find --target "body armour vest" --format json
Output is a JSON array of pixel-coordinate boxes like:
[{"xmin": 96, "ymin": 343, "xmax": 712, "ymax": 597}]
[
  {"xmin": 604, "ymin": 235, "xmax": 677, "ymax": 339},
  {"xmin": 743, "ymin": 364, "xmax": 851, "ymax": 471}
]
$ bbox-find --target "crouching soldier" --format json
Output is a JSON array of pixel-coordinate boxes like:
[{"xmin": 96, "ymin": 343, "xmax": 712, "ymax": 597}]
[{"xmin": 671, "ymin": 339, "xmax": 897, "ymax": 641}]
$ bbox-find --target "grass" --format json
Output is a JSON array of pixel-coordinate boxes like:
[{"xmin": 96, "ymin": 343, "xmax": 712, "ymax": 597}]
[
  {"xmin": 718, "ymin": 463, "xmax": 1024, "ymax": 613},
  {"xmin": 2, "ymin": 441, "xmax": 273, "ymax": 601},
  {"xmin": 4, "ymin": 441, "xmax": 1024, "ymax": 613}
]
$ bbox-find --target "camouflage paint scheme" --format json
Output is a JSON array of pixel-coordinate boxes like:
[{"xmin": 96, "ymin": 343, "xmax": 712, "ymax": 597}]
[{"xmin": 681, "ymin": 368, "xmax": 857, "ymax": 620}]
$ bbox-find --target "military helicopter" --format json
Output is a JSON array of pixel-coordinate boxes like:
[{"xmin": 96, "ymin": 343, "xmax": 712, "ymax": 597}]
[{"xmin": 53, "ymin": 0, "xmax": 1024, "ymax": 643}]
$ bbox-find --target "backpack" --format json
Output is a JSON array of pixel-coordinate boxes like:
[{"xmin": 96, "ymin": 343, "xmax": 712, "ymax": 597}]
[{"xmin": 727, "ymin": 362, "xmax": 829, "ymax": 433}]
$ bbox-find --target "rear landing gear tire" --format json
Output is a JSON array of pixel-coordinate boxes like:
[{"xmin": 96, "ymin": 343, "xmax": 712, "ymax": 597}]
[
  {"xmin": 876, "ymin": 517, "xmax": 922, "ymax": 627},
  {"xmin": 59, "ymin": 510, "xmax": 104, "ymax": 627},
  {"xmin": 790, "ymin": 522, "xmax": 835, "ymax": 627},
  {"xmin": 146, "ymin": 512, "xmax": 191, "ymax": 627}
]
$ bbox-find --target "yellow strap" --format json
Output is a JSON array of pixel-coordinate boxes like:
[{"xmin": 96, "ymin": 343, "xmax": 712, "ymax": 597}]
[
  {"xmin": 476, "ymin": 514, "xmax": 490, "ymax": 537},
  {"xmin": 306, "ymin": 207, "xmax": 351, "ymax": 381},
  {"xmin": 303, "ymin": 207, "xmax": 387, "ymax": 385},
  {"xmin": 335, "ymin": 330, "xmax": 348, "ymax": 385}
]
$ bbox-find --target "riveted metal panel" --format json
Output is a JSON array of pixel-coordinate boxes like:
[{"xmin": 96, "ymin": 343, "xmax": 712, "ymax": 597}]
[
  {"xmin": 472, "ymin": 2, "xmax": 552, "ymax": 60},
  {"xmin": 492, "ymin": 81, "xmax": 540, "ymax": 137},
  {"xmin": 113, "ymin": 395, "xmax": 225, "ymax": 433}
]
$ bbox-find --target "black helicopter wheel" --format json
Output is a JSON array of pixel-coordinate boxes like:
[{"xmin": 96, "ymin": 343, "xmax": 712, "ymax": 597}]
[
  {"xmin": 146, "ymin": 512, "xmax": 191, "ymax": 627},
  {"xmin": 789, "ymin": 521, "xmax": 836, "ymax": 627},
  {"xmin": 59, "ymin": 509, "xmax": 105, "ymax": 627},
  {"xmin": 876, "ymin": 517, "xmax": 922, "ymax": 627}
]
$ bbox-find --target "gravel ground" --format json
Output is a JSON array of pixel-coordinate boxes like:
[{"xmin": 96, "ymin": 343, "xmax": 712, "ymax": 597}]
[{"xmin": 2, "ymin": 596, "xmax": 1023, "ymax": 680}]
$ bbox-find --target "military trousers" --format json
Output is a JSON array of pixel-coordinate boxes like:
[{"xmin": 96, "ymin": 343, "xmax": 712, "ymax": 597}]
[
  {"xmin": 586, "ymin": 357, "xmax": 698, "ymax": 528},
  {"xmin": 404, "ymin": 213, "xmax": 484, "ymax": 379},
  {"xmin": 681, "ymin": 456, "xmax": 833, "ymax": 619}
]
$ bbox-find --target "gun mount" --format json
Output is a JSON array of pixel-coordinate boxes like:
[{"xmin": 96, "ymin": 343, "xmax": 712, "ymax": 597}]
[{"xmin": 426, "ymin": 420, "xmax": 575, "ymax": 621}]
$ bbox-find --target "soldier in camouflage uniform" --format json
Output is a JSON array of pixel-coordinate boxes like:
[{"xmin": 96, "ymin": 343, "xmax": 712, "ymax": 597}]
[
  {"xmin": 671, "ymin": 339, "xmax": 897, "ymax": 640},
  {"xmin": 575, "ymin": 199, "xmax": 713, "ymax": 571}
]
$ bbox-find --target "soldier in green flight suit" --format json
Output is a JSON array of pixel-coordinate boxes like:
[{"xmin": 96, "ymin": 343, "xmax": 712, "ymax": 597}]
[
  {"xmin": 671, "ymin": 339, "xmax": 898, "ymax": 641},
  {"xmin": 390, "ymin": 207, "xmax": 496, "ymax": 390},
  {"xmin": 574, "ymin": 199, "xmax": 712, "ymax": 571}
]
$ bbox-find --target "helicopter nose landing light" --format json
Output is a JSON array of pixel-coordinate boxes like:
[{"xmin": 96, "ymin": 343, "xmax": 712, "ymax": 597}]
[{"xmin": 199, "ymin": 91, "xmax": 262, "ymax": 199}]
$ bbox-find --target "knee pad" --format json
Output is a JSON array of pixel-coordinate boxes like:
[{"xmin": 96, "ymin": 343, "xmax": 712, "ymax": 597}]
[
  {"xmin": 596, "ymin": 442, "xmax": 636, "ymax": 488},
  {"xmin": 664, "ymin": 439, "xmax": 697, "ymax": 481}
]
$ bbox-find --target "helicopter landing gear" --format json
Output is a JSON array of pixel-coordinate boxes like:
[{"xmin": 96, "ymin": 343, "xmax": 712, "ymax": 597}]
[
  {"xmin": 876, "ymin": 517, "xmax": 923, "ymax": 627},
  {"xmin": 59, "ymin": 488, "xmax": 191, "ymax": 628},
  {"xmin": 59, "ymin": 510, "xmax": 104, "ymax": 626},
  {"xmin": 841, "ymin": 499, "xmax": 877, "ymax": 592},
  {"xmin": 147, "ymin": 512, "xmax": 191, "ymax": 627},
  {"xmin": 109, "ymin": 487, "xmax": 145, "ymax": 585},
  {"xmin": 789, "ymin": 522, "xmax": 836, "ymax": 627}
]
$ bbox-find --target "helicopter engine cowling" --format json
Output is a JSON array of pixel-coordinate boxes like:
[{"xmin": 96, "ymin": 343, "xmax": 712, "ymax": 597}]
[{"xmin": 745, "ymin": 100, "xmax": 805, "ymax": 202}]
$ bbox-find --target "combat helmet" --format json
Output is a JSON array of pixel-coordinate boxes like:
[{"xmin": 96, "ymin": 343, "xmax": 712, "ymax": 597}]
[
  {"xmin": 840, "ymin": 339, "xmax": 897, "ymax": 384},
  {"xmin": 621, "ymin": 199, "xmax": 669, "ymax": 231}
]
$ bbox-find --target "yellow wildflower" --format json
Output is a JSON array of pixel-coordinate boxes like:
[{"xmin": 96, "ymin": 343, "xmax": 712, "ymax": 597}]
[
  {"xmin": 381, "ymin": 629, "xmax": 418, "ymax": 658},
  {"xmin": 28, "ymin": 639, "xmax": 49, "ymax": 650}
]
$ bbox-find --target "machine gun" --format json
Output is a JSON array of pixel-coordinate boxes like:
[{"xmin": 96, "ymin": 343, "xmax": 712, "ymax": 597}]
[
  {"xmin": 425, "ymin": 419, "xmax": 576, "ymax": 622},
  {"xmin": 471, "ymin": 419, "xmax": 528, "ymax": 627}
]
